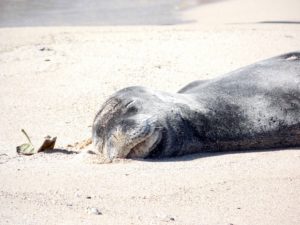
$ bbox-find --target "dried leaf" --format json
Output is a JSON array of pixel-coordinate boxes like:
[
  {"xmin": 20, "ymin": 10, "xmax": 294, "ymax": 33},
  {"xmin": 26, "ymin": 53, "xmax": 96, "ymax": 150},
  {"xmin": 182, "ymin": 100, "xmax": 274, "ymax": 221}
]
[
  {"xmin": 16, "ymin": 143, "xmax": 36, "ymax": 155},
  {"xmin": 37, "ymin": 136, "xmax": 57, "ymax": 152},
  {"xmin": 16, "ymin": 129, "xmax": 57, "ymax": 155},
  {"xmin": 16, "ymin": 129, "xmax": 36, "ymax": 155}
]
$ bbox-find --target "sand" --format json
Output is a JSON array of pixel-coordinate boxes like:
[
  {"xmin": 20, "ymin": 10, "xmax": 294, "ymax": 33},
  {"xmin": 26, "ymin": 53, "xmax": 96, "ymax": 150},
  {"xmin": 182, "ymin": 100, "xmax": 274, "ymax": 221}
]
[{"xmin": 1, "ymin": 0, "xmax": 300, "ymax": 224}]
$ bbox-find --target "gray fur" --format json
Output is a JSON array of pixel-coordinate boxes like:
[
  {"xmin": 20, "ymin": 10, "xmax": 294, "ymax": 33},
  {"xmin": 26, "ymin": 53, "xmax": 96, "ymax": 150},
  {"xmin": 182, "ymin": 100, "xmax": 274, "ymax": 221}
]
[{"xmin": 92, "ymin": 52, "xmax": 300, "ymax": 159}]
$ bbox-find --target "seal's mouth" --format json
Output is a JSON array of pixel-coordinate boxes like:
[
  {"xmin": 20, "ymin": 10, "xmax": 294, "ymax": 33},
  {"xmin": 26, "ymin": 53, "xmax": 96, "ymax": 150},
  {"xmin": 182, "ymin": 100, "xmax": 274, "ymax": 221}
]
[
  {"xmin": 126, "ymin": 129, "xmax": 162, "ymax": 158},
  {"xmin": 104, "ymin": 121, "xmax": 162, "ymax": 160}
]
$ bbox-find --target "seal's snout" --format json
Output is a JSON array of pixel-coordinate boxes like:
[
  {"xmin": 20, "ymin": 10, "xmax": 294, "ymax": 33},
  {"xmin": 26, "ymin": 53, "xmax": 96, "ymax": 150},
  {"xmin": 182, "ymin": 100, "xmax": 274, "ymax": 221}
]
[
  {"xmin": 92, "ymin": 100, "xmax": 162, "ymax": 159},
  {"xmin": 104, "ymin": 115, "xmax": 161, "ymax": 159}
]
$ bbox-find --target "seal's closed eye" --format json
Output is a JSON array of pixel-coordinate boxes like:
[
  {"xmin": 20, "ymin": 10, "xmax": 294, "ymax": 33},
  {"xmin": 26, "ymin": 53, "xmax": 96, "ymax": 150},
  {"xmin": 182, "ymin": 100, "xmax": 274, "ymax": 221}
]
[
  {"xmin": 127, "ymin": 105, "xmax": 138, "ymax": 114},
  {"xmin": 124, "ymin": 100, "xmax": 139, "ymax": 114}
]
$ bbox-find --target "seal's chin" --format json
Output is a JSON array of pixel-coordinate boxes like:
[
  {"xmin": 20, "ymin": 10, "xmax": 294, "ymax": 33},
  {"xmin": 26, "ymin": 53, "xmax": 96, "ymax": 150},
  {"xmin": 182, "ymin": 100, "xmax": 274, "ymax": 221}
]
[
  {"xmin": 126, "ymin": 130, "xmax": 162, "ymax": 159},
  {"xmin": 104, "ymin": 123, "xmax": 162, "ymax": 160}
]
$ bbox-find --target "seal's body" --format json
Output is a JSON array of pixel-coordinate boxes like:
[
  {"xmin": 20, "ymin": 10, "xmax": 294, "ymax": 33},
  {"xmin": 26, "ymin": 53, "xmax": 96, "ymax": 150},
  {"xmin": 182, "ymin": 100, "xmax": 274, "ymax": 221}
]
[{"xmin": 92, "ymin": 52, "xmax": 300, "ymax": 159}]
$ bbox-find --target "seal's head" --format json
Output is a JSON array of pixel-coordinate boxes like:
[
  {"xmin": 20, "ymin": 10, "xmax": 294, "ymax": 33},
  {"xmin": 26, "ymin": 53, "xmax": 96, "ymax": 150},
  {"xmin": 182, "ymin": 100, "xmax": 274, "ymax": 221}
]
[{"xmin": 92, "ymin": 86, "xmax": 199, "ymax": 159}]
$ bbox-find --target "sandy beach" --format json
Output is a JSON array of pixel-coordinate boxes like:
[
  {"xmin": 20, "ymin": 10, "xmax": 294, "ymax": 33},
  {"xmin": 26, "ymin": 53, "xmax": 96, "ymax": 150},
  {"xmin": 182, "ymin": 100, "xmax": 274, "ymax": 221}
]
[{"xmin": 1, "ymin": 0, "xmax": 300, "ymax": 224}]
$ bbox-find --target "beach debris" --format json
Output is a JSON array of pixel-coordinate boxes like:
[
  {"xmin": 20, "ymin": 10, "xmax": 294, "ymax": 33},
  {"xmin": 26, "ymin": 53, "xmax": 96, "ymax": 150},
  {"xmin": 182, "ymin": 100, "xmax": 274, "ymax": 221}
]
[
  {"xmin": 16, "ymin": 129, "xmax": 57, "ymax": 155},
  {"xmin": 161, "ymin": 215, "xmax": 175, "ymax": 222},
  {"xmin": 67, "ymin": 138, "xmax": 92, "ymax": 150},
  {"xmin": 38, "ymin": 135, "xmax": 57, "ymax": 152},
  {"xmin": 16, "ymin": 129, "xmax": 35, "ymax": 155},
  {"xmin": 86, "ymin": 207, "xmax": 102, "ymax": 215},
  {"xmin": 39, "ymin": 47, "xmax": 53, "ymax": 51}
]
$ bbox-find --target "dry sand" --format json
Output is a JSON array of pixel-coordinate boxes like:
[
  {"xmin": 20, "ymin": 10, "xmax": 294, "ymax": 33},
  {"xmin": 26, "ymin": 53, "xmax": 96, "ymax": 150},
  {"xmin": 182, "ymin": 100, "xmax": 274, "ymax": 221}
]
[{"xmin": 1, "ymin": 0, "xmax": 300, "ymax": 224}]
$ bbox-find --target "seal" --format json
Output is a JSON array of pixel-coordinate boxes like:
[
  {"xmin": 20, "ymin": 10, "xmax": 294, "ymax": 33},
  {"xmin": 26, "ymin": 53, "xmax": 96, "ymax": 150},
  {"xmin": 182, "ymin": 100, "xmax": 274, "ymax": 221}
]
[{"xmin": 92, "ymin": 52, "xmax": 300, "ymax": 159}]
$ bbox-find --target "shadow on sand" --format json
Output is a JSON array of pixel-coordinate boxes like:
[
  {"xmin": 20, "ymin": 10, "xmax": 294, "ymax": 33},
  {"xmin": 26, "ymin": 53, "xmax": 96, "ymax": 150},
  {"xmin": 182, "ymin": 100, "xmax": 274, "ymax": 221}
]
[
  {"xmin": 39, "ymin": 147, "xmax": 299, "ymax": 163},
  {"xmin": 42, "ymin": 148, "xmax": 78, "ymax": 155},
  {"xmin": 140, "ymin": 147, "xmax": 300, "ymax": 163}
]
